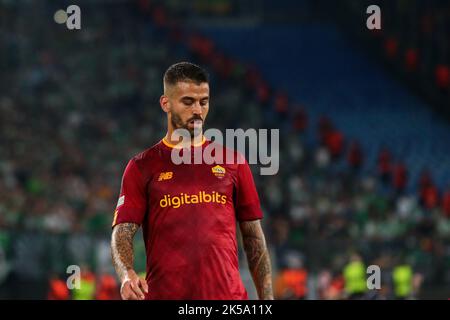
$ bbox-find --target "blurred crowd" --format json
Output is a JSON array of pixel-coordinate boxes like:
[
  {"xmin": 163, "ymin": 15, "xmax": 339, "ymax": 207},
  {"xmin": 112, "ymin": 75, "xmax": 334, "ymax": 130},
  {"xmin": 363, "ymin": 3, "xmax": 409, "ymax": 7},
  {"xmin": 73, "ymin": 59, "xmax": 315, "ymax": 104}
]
[
  {"xmin": 0, "ymin": 0, "xmax": 449, "ymax": 299},
  {"xmin": 333, "ymin": 0, "xmax": 449, "ymax": 109}
]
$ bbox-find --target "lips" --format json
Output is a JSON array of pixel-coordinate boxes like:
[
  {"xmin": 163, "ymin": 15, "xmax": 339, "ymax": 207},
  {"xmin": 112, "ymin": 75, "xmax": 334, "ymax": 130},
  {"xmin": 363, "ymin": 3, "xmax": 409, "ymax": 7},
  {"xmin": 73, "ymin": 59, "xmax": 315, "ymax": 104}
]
[{"xmin": 188, "ymin": 119, "xmax": 203, "ymax": 128}]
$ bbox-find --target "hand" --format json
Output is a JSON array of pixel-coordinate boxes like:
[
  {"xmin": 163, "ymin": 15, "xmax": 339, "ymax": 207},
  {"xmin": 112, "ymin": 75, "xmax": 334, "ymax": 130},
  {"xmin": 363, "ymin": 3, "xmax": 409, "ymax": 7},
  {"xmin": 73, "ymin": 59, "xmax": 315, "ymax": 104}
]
[{"xmin": 120, "ymin": 270, "xmax": 148, "ymax": 300}]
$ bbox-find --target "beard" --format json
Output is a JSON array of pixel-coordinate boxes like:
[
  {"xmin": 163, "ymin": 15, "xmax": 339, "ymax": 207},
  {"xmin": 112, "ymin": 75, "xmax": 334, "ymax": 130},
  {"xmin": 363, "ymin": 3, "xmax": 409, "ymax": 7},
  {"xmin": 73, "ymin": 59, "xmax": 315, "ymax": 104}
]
[{"xmin": 171, "ymin": 112, "xmax": 203, "ymax": 138}]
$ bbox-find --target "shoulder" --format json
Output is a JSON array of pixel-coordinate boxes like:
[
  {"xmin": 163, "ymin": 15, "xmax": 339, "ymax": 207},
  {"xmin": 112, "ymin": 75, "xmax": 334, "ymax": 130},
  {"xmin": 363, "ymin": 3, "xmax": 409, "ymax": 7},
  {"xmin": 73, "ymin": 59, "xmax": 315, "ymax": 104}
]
[
  {"xmin": 128, "ymin": 140, "xmax": 166, "ymax": 176},
  {"xmin": 206, "ymin": 140, "xmax": 247, "ymax": 166}
]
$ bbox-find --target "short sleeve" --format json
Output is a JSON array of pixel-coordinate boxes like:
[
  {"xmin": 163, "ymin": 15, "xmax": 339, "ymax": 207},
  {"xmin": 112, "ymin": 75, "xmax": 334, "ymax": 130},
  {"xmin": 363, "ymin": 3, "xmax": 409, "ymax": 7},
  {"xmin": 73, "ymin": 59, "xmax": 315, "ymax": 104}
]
[
  {"xmin": 235, "ymin": 160, "xmax": 263, "ymax": 222},
  {"xmin": 112, "ymin": 159, "xmax": 147, "ymax": 227}
]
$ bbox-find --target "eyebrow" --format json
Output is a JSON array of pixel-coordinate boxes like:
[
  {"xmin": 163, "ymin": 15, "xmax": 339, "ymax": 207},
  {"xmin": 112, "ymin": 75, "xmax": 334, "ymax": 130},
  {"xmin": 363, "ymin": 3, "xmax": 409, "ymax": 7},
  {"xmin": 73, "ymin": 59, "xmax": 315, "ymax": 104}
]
[{"xmin": 180, "ymin": 96, "xmax": 209, "ymax": 101}]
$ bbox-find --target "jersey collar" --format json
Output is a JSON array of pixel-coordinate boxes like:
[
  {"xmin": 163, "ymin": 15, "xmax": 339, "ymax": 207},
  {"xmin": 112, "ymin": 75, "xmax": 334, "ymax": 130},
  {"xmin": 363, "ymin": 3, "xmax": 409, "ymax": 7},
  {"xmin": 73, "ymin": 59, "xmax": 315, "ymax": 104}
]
[{"xmin": 161, "ymin": 136, "xmax": 207, "ymax": 149}]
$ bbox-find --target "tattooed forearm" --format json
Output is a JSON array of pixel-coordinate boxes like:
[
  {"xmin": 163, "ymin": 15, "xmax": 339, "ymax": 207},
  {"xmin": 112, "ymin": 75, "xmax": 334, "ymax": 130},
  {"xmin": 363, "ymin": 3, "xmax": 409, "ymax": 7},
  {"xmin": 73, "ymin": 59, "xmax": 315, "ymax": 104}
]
[
  {"xmin": 239, "ymin": 220, "xmax": 274, "ymax": 300},
  {"xmin": 111, "ymin": 223, "xmax": 139, "ymax": 282}
]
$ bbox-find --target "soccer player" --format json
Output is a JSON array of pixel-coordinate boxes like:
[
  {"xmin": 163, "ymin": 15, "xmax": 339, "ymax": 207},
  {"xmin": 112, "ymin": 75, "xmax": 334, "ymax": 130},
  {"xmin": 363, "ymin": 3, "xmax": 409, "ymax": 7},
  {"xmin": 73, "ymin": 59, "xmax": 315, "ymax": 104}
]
[{"xmin": 111, "ymin": 62, "xmax": 273, "ymax": 300}]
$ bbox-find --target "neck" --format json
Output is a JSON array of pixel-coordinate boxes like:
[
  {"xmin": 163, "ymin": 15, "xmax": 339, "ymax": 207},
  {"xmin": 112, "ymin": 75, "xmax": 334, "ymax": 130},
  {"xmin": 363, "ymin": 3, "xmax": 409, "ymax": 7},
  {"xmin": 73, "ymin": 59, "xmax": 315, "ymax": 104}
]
[{"xmin": 164, "ymin": 126, "xmax": 204, "ymax": 148}]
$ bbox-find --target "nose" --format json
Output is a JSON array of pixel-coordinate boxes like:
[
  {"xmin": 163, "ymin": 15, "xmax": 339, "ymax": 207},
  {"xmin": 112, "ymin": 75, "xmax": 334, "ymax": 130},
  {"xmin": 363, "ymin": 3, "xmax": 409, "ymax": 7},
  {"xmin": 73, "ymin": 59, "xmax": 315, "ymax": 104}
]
[{"xmin": 192, "ymin": 102, "xmax": 202, "ymax": 116}]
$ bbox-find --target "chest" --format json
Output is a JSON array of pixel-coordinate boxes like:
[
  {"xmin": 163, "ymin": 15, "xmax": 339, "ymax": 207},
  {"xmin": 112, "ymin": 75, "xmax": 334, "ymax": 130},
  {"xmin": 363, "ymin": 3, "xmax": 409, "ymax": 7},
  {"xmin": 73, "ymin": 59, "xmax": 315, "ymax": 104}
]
[{"xmin": 148, "ymin": 163, "xmax": 237, "ymax": 198}]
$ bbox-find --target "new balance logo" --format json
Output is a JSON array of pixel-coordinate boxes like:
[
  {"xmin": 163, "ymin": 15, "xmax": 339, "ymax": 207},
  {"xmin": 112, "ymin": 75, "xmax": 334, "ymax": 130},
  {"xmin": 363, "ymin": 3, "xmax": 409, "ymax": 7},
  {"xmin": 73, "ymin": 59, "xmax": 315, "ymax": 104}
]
[{"xmin": 158, "ymin": 172, "xmax": 173, "ymax": 181}]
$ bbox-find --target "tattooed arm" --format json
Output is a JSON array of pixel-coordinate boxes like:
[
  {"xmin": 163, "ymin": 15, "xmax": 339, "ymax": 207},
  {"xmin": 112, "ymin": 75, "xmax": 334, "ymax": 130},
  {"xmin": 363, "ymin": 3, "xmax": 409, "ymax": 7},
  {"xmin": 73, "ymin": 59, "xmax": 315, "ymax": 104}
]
[
  {"xmin": 111, "ymin": 222, "xmax": 148, "ymax": 300},
  {"xmin": 239, "ymin": 220, "xmax": 274, "ymax": 300}
]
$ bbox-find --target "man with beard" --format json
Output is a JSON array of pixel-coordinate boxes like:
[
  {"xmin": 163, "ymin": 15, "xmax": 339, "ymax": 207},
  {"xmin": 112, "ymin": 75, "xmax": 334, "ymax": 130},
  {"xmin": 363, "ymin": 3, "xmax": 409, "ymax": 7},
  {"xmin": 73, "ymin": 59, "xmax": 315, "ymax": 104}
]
[{"xmin": 111, "ymin": 62, "xmax": 273, "ymax": 300}]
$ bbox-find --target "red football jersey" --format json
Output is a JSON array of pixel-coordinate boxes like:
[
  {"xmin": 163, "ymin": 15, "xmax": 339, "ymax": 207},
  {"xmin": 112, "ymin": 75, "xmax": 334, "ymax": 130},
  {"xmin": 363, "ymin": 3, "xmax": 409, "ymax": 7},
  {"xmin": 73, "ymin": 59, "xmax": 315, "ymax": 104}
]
[{"xmin": 112, "ymin": 138, "xmax": 263, "ymax": 300}]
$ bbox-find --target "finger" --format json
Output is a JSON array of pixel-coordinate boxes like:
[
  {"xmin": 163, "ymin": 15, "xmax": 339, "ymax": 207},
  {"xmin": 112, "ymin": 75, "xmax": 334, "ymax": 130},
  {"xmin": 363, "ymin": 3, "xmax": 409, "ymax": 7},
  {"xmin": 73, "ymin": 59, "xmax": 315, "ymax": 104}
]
[
  {"xmin": 121, "ymin": 283, "xmax": 139, "ymax": 300},
  {"xmin": 121, "ymin": 283, "xmax": 137, "ymax": 300},
  {"xmin": 124, "ymin": 290, "xmax": 139, "ymax": 300},
  {"xmin": 130, "ymin": 280, "xmax": 145, "ymax": 300},
  {"xmin": 139, "ymin": 278, "xmax": 149, "ymax": 294}
]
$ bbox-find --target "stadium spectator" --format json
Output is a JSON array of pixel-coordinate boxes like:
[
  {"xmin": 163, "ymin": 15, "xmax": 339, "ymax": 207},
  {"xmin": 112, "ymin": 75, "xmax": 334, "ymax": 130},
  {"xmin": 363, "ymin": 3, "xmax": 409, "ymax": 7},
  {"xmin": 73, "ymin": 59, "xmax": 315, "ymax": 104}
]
[
  {"xmin": 292, "ymin": 106, "xmax": 308, "ymax": 133},
  {"xmin": 256, "ymin": 81, "xmax": 271, "ymax": 107},
  {"xmin": 318, "ymin": 115, "xmax": 333, "ymax": 146},
  {"xmin": 96, "ymin": 274, "xmax": 120, "ymax": 300},
  {"xmin": 435, "ymin": 64, "xmax": 449, "ymax": 90},
  {"xmin": 274, "ymin": 91, "xmax": 289, "ymax": 119},
  {"xmin": 404, "ymin": 48, "xmax": 418, "ymax": 72},
  {"xmin": 325, "ymin": 129, "xmax": 345, "ymax": 161},
  {"xmin": 72, "ymin": 267, "xmax": 96, "ymax": 300},
  {"xmin": 377, "ymin": 148, "xmax": 392, "ymax": 185},
  {"xmin": 392, "ymin": 264, "xmax": 413, "ymax": 299},
  {"xmin": 274, "ymin": 251, "xmax": 308, "ymax": 300},
  {"xmin": 47, "ymin": 275, "xmax": 69, "ymax": 300},
  {"xmin": 442, "ymin": 189, "xmax": 450, "ymax": 218},
  {"xmin": 419, "ymin": 169, "xmax": 433, "ymax": 190},
  {"xmin": 419, "ymin": 170, "xmax": 439, "ymax": 209},
  {"xmin": 343, "ymin": 253, "xmax": 367, "ymax": 299},
  {"xmin": 421, "ymin": 183, "xmax": 440, "ymax": 210},
  {"xmin": 318, "ymin": 271, "xmax": 345, "ymax": 300},
  {"xmin": 392, "ymin": 162, "xmax": 408, "ymax": 195},
  {"xmin": 347, "ymin": 140, "xmax": 363, "ymax": 173}
]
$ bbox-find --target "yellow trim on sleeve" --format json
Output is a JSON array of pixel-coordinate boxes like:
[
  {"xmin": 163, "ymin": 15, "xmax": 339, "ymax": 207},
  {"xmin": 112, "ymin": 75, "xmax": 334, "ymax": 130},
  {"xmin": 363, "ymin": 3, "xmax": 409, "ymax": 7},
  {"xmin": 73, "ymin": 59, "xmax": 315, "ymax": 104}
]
[{"xmin": 112, "ymin": 209, "xmax": 119, "ymax": 227}]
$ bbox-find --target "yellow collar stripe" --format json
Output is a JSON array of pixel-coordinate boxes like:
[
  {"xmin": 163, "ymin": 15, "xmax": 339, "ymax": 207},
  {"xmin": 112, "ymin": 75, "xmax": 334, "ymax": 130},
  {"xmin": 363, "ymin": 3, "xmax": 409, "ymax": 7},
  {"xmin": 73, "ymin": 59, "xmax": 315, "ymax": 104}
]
[{"xmin": 162, "ymin": 136, "xmax": 206, "ymax": 149}]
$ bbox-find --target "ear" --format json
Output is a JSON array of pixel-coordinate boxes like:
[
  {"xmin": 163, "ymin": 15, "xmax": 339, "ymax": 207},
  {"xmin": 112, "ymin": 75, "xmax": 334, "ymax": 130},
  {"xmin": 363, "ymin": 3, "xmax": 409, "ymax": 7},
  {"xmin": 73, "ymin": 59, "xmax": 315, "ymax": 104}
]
[{"xmin": 160, "ymin": 95, "xmax": 170, "ymax": 113}]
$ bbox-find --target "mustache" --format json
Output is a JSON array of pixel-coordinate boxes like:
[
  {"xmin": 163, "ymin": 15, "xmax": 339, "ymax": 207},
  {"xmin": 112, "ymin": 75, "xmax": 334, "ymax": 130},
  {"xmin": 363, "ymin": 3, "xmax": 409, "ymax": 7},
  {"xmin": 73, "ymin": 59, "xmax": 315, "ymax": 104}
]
[{"xmin": 187, "ymin": 115, "xmax": 203, "ymax": 123}]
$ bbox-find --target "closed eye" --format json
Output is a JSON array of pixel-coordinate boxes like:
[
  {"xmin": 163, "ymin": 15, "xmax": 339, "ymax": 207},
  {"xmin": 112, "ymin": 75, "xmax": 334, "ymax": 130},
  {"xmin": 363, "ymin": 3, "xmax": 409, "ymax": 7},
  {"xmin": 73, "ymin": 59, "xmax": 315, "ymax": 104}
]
[{"xmin": 181, "ymin": 97, "xmax": 195, "ymax": 106}]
